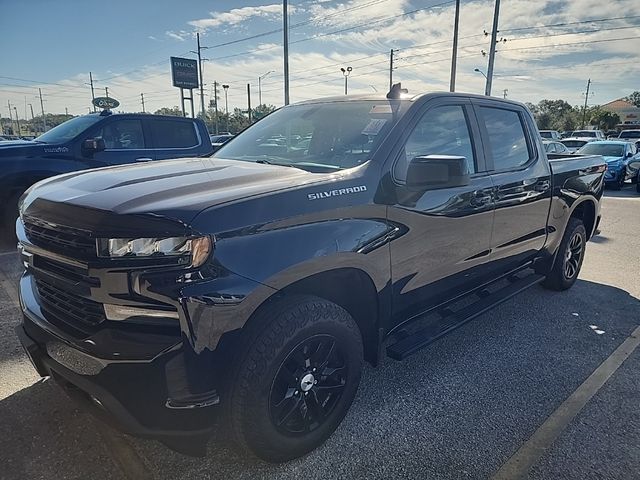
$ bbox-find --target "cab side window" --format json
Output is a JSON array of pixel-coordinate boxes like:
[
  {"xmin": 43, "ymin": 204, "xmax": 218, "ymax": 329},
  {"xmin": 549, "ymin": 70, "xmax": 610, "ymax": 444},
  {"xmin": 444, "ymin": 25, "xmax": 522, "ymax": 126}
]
[
  {"xmin": 150, "ymin": 120, "xmax": 199, "ymax": 148},
  {"xmin": 479, "ymin": 107, "xmax": 531, "ymax": 171},
  {"xmin": 98, "ymin": 120, "xmax": 145, "ymax": 149},
  {"xmin": 395, "ymin": 105, "xmax": 476, "ymax": 181}
]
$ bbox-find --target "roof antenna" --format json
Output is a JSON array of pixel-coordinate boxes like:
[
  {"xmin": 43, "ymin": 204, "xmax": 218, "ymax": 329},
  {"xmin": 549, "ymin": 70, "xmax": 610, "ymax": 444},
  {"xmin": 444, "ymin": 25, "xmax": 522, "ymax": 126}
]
[{"xmin": 386, "ymin": 82, "xmax": 408, "ymax": 99}]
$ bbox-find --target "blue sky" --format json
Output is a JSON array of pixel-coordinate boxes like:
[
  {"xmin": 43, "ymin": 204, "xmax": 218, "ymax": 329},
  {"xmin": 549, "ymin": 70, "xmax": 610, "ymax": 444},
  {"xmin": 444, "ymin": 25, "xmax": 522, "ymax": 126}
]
[{"xmin": 2, "ymin": 0, "xmax": 639, "ymax": 116}]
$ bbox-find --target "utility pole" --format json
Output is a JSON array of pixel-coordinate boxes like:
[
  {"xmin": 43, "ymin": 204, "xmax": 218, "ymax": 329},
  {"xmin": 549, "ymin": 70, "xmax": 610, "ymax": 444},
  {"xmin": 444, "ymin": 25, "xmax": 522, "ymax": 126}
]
[
  {"xmin": 38, "ymin": 88, "xmax": 46, "ymax": 132},
  {"xmin": 247, "ymin": 83, "xmax": 252, "ymax": 123},
  {"xmin": 485, "ymin": 0, "xmax": 501, "ymax": 96},
  {"xmin": 502, "ymin": 89, "xmax": 508, "ymax": 99},
  {"xmin": 89, "ymin": 72, "xmax": 96, "ymax": 111},
  {"xmin": 581, "ymin": 78, "xmax": 592, "ymax": 128},
  {"xmin": 141, "ymin": 93, "xmax": 146, "ymax": 113},
  {"xmin": 13, "ymin": 107, "xmax": 21, "ymax": 137},
  {"xmin": 28, "ymin": 103, "xmax": 35, "ymax": 121},
  {"xmin": 194, "ymin": 33, "xmax": 208, "ymax": 118},
  {"xmin": 389, "ymin": 49, "xmax": 396, "ymax": 90},
  {"xmin": 105, "ymin": 87, "xmax": 109, "ymax": 98},
  {"xmin": 283, "ymin": 0, "xmax": 290, "ymax": 105},
  {"xmin": 214, "ymin": 81, "xmax": 219, "ymax": 134},
  {"xmin": 7, "ymin": 101, "xmax": 13, "ymax": 134},
  {"xmin": 28, "ymin": 103, "xmax": 35, "ymax": 134},
  {"xmin": 65, "ymin": 107, "xmax": 69, "ymax": 116},
  {"xmin": 223, "ymin": 84, "xmax": 229, "ymax": 132},
  {"xmin": 449, "ymin": 0, "xmax": 461, "ymax": 92}
]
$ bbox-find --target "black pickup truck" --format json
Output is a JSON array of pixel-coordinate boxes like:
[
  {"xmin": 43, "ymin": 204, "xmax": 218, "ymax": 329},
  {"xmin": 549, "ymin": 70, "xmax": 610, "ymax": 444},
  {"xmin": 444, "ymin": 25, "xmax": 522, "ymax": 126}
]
[
  {"xmin": 0, "ymin": 112, "xmax": 213, "ymax": 231},
  {"xmin": 15, "ymin": 89, "xmax": 605, "ymax": 462}
]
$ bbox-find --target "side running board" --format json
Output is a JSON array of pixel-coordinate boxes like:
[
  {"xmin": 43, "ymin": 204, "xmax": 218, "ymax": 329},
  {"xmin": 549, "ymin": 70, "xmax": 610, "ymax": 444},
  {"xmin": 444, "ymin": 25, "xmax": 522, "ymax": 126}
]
[{"xmin": 386, "ymin": 273, "xmax": 545, "ymax": 361}]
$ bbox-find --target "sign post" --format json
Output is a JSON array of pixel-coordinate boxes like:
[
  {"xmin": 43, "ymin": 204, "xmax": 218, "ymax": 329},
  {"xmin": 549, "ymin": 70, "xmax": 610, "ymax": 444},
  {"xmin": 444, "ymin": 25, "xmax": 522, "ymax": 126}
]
[{"xmin": 170, "ymin": 57, "xmax": 199, "ymax": 118}]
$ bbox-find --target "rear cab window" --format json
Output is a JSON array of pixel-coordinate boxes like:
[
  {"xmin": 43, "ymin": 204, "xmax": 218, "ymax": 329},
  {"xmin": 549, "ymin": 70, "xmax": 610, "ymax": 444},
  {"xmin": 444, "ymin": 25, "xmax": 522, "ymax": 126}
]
[
  {"xmin": 478, "ymin": 106, "xmax": 533, "ymax": 171},
  {"xmin": 149, "ymin": 119, "xmax": 200, "ymax": 148}
]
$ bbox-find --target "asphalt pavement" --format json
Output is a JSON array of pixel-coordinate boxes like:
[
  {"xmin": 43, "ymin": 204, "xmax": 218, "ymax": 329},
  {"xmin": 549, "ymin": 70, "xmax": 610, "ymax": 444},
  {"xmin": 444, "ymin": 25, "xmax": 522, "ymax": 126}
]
[{"xmin": 0, "ymin": 190, "xmax": 638, "ymax": 480}]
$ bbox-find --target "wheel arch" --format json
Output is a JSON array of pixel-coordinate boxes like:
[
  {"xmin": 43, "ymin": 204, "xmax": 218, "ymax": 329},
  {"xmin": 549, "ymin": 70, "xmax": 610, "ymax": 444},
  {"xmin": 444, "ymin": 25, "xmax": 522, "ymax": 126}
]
[
  {"xmin": 241, "ymin": 267, "xmax": 381, "ymax": 366},
  {"xmin": 569, "ymin": 196, "xmax": 597, "ymax": 239}
]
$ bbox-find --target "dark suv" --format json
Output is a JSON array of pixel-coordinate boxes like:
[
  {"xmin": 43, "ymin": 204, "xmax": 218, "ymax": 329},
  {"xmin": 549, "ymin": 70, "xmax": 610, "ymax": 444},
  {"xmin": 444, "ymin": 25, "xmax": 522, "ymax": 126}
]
[{"xmin": 0, "ymin": 112, "xmax": 212, "ymax": 230}]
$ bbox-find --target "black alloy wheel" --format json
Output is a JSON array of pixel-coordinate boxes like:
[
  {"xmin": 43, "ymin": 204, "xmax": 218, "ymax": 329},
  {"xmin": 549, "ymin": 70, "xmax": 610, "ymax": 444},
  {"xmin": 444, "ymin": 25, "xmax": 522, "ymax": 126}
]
[
  {"xmin": 563, "ymin": 231, "xmax": 584, "ymax": 280},
  {"xmin": 269, "ymin": 335, "xmax": 346, "ymax": 436}
]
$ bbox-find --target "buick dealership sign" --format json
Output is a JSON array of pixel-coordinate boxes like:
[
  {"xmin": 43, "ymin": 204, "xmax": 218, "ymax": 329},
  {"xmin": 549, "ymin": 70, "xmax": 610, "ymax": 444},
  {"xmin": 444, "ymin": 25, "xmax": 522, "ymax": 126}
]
[{"xmin": 170, "ymin": 57, "xmax": 199, "ymax": 89}]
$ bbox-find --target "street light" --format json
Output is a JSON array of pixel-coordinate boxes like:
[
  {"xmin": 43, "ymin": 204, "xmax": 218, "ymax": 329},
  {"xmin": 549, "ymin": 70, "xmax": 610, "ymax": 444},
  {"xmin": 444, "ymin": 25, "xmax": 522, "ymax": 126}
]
[
  {"xmin": 13, "ymin": 106, "xmax": 21, "ymax": 138},
  {"xmin": 340, "ymin": 66, "xmax": 353, "ymax": 95},
  {"xmin": 474, "ymin": 68, "xmax": 488, "ymax": 80},
  {"xmin": 222, "ymin": 84, "xmax": 230, "ymax": 132},
  {"xmin": 258, "ymin": 70, "xmax": 274, "ymax": 106}
]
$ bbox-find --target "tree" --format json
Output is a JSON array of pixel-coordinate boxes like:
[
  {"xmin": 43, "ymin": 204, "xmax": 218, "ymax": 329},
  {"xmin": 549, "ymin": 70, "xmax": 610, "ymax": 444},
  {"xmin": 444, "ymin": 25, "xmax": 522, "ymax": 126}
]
[
  {"xmin": 153, "ymin": 106, "xmax": 183, "ymax": 116},
  {"xmin": 252, "ymin": 104, "xmax": 277, "ymax": 121},
  {"xmin": 625, "ymin": 91, "xmax": 640, "ymax": 108},
  {"xmin": 587, "ymin": 107, "xmax": 620, "ymax": 130},
  {"xmin": 530, "ymin": 99, "xmax": 579, "ymax": 131}
]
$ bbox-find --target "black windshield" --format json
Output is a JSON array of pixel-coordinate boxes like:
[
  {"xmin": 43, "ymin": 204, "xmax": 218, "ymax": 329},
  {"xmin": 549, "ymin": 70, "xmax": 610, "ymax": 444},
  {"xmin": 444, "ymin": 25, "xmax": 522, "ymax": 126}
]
[
  {"xmin": 215, "ymin": 100, "xmax": 402, "ymax": 171},
  {"xmin": 35, "ymin": 115, "xmax": 103, "ymax": 144}
]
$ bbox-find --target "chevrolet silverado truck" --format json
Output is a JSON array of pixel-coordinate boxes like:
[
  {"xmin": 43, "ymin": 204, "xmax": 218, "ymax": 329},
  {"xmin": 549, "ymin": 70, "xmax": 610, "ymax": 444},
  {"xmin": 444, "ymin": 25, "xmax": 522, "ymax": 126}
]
[
  {"xmin": 16, "ymin": 88, "xmax": 605, "ymax": 462},
  {"xmin": 0, "ymin": 112, "xmax": 213, "ymax": 232}
]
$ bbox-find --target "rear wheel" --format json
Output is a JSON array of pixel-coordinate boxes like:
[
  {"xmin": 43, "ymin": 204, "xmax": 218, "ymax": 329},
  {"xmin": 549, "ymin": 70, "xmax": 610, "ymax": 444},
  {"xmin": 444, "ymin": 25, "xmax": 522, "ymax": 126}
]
[
  {"xmin": 542, "ymin": 217, "xmax": 586, "ymax": 291},
  {"xmin": 636, "ymin": 176, "xmax": 640, "ymax": 193},
  {"xmin": 225, "ymin": 295, "xmax": 363, "ymax": 462}
]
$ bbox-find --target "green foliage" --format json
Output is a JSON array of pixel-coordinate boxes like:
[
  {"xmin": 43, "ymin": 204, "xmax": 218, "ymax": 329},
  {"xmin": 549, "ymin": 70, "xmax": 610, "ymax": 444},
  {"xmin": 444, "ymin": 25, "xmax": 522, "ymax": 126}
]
[
  {"xmin": 153, "ymin": 106, "xmax": 184, "ymax": 116},
  {"xmin": 624, "ymin": 91, "xmax": 640, "ymax": 108},
  {"xmin": 586, "ymin": 107, "xmax": 620, "ymax": 130}
]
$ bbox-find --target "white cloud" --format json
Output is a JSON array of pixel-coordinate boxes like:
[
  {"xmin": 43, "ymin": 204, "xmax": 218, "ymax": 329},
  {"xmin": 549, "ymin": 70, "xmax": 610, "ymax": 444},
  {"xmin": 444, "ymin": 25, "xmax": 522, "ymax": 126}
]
[
  {"xmin": 165, "ymin": 30, "xmax": 190, "ymax": 41},
  {"xmin": 189, "ymin": 4, "xmax": 292, "ymax": 31}
]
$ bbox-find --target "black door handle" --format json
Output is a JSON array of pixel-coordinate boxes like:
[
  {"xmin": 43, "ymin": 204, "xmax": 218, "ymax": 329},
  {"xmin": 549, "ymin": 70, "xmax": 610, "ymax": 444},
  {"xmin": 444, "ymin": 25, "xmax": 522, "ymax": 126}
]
[
  {"xmin": 534, "ymin": 180, "xmax": 551, "ymax": 192},
  {"xmin": 470, "ymin": 190, "xmax": 493, "ymax": 206}
]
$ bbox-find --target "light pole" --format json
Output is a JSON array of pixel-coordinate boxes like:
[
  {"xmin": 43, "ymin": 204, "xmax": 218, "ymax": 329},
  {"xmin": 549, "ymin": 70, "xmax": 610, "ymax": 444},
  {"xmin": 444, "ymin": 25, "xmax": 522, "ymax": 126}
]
[
  {"xmin": 474, "ymin": 68, "xmax": 488, "ymax": 80},
  {"xmin": 222, "ymin": 84, "xmax": 229, "ymax": 132},
  {"xmin": 258, "ymin": 70, "xmax": 274, "ymax": 106},
  {"xmin": 341, "ymin": 66, "xmax": 353, "ymax": 95}
]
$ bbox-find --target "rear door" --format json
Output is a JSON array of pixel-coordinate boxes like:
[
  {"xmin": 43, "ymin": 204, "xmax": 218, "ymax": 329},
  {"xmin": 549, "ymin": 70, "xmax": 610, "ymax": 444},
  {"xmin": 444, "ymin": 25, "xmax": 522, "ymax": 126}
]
[
  {"xmin": 386, "ymin": 98, "xmax": 495, "ymax": 322},
  {"xmin": 148, "ymin": 118, "xmax": 205, "ymax": 160},
  {"xmin": 472, "ymin": 100, "xmax": 552, "ymax": 273}
]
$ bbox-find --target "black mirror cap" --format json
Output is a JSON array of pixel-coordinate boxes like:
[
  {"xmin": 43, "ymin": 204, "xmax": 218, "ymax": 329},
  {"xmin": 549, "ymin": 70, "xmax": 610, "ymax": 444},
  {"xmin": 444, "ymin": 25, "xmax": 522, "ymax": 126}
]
[
  {"xmin": 82, "ymin": 138, "xmax": 106, "ymax": 152},
  {"xmin": 406, "ymin": 155, "xmax": 471, "ymax": 190}
]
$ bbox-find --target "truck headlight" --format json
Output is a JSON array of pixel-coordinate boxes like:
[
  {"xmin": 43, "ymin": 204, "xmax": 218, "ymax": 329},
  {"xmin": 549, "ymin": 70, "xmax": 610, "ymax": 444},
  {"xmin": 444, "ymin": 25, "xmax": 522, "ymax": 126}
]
[{"xmin": 97, "ymin": 236, "xmax": 211, "ymax": 267}]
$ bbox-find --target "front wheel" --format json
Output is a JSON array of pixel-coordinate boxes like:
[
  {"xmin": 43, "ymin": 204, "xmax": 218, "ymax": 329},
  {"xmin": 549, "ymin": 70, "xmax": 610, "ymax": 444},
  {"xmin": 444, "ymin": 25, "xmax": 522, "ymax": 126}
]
[
  {"xmin": 226, "ymin": 295, "xmax": 363, "ymax": 462},
  {"xmin": 542, "ymin": 217, "xmax": 587, "ymax": 291}
]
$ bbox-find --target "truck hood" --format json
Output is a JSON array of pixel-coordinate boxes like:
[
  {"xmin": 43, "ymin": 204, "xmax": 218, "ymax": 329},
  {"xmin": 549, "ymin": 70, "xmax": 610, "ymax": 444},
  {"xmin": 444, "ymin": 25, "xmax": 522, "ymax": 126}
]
[{"xmin": 22, "ymin": 157, "xmax": 329, "ymax": 231}]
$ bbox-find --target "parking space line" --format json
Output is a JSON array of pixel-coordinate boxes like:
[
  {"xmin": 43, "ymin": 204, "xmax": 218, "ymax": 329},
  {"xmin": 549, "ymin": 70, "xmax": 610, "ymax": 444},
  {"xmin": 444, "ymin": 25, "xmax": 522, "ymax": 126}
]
[
  {"xmin": 95, "ymin": 423, "xmax": 154, "ymax": 480},
  {"xmin": 0, "ymin": 250, "xmax": 17, "ymax": 257},
  {"xmin": 492, "ymin": 324, "xmax": 640, "ymax": 480}
]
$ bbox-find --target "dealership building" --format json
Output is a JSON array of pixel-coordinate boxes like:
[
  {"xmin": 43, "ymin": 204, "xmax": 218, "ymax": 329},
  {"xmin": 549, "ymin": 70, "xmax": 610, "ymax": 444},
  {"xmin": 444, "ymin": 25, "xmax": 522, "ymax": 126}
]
[{"xmin": 601, "ymin": 98, "xmax": 640, "ymax": 125}]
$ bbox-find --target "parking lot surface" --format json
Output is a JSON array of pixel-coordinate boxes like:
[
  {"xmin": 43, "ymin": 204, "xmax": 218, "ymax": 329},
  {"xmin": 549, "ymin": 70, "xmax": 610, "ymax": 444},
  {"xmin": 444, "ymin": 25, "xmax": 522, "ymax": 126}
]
[{"xmin": 0, "ymin": 191, "xmax": 638, "ymax": 480}]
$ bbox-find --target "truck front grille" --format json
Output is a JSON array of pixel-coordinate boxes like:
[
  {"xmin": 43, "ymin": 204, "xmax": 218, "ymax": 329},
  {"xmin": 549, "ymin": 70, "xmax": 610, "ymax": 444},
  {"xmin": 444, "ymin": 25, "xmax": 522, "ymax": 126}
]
[
  {"xmin": 24, "ymin": 222, "xmax": 96, "ymax": 258},
  {"xmin": 35, "ymin": 279, "xmax": 105, "ymax": 334}
]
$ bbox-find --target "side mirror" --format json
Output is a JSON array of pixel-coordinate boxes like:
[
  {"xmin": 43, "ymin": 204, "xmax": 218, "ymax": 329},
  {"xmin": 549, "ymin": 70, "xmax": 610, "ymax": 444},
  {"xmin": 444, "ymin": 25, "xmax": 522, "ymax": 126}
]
[
  {"xmin": 406, "ymin": 155, "xmax": 470, "ymax": 190},
  {"xmin": 628, "ymin": 160, "xmax": 640, "ymax": 170},
  {"xmin": 82, "ymin": 137, "xmax": 105, "ymax": 153}
]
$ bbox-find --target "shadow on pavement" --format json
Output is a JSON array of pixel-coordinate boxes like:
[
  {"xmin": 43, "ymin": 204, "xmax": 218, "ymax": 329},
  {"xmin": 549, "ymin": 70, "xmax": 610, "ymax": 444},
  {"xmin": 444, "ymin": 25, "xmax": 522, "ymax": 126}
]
[{"xmin": 0, "ymin": 279, "xmax": 638, "ymax": 480}]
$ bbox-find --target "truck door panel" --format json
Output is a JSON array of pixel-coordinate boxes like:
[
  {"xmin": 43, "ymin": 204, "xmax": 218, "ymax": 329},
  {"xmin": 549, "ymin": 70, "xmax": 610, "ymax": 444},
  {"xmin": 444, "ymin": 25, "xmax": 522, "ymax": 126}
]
[
  {"xmin": 473, "ymin": 102, "xmax": 552, "ymax": 273},
  {"xmin": 386, "ymin": 101, "xmax": 495, "ymax": 324}
]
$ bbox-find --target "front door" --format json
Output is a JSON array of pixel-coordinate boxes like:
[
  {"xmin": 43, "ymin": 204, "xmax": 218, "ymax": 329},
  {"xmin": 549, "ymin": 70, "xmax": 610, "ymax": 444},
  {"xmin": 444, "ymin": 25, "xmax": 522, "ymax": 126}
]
[
  {"xmin": 89, "ymin": 117, "xmax": 153, "ymax": 166},
  {"xmin": 386, "ymin": 100, "xmax": 495, "ymax": 324}
]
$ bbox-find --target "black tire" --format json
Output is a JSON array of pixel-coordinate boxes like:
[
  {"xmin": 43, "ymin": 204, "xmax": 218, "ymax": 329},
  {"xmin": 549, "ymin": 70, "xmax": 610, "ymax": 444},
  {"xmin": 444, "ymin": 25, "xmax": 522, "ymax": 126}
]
[
  {"xmin": 225, "ymin": 295, "xmax": 363, "ymax": 463},
  {"xmin": 636, "ymin": 177, "xmax": 640, "ymax": 193},
  {"xmin": 542, "ymin": 217, "xmax": 587, "ymax": 291}
]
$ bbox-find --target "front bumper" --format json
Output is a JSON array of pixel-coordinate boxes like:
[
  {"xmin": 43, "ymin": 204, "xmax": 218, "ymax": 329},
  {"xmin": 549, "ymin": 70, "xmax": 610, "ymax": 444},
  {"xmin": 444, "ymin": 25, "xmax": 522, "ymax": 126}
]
[{"xmin": 17, "ymin": 278, "xmax": 222, "ymax": 446}]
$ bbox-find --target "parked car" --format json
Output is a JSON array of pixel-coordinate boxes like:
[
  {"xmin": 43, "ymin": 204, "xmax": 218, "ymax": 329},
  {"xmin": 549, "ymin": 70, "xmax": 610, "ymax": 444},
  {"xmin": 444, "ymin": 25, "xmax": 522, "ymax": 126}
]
[
  {"xmin": 628, "ymin": 158, "xmax": 640, "ymax": 193},
  {"xmin": 543, "ymin": 140, "xmax": 570, "ymax": 154},
  {"xmin": 617, "ymin": 129, "xmax": 640, "ymax": 141},
  {"xmin": 210, "ymin": 133, "xmax": 234, "ymax": 152},
  {"xmin": 539, "ymin": 130, "xmax": 561, "ymax": 140},
  {"xmin": 575, "ymin": 140, "xmax": 638, "ymax": 189},
  {"xmin": 560, "ymin": 137, "xmax": 595, "ymax": 153},
  {"xmin": 571, "ymin": 129, "xmax": 606, "ymax": 140},
  {"xmin": 0, "ymin": 112, "xmax": 213, "ymax": 231},
  {"xmin": 560, "ymin": 131, "xmax": 573, "ymax": 138},
  {"xmin": 16, "ymin": 90, "xmax": 605, "ymax": 462}
]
